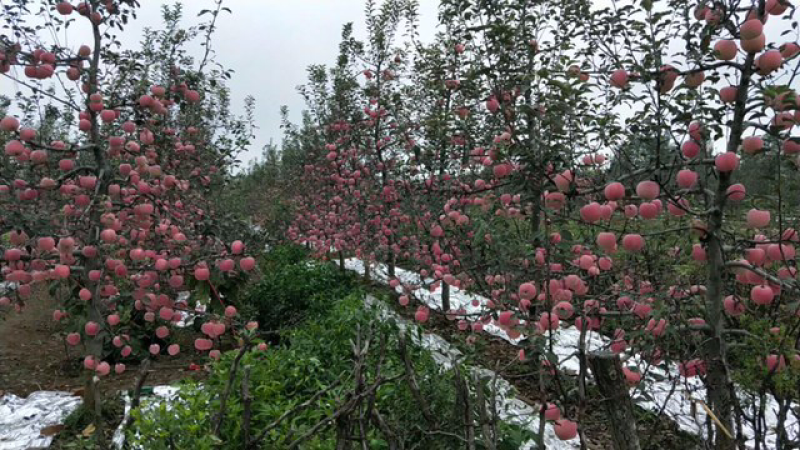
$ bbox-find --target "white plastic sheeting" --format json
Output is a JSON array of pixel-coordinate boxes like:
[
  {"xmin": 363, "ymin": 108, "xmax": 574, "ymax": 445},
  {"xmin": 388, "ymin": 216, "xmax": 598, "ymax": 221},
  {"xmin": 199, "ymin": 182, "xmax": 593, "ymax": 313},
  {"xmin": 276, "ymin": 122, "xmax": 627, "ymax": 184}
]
[
  {"xmin": 112, "ymin": 386, "xmax": 181, "ymax": 449},
  {"xmin": 364, "ymin": 295, "xmax": 578, "ymax": 450},
  {"xmin": 0, "ymin": 281, "xmax": 17, "ymax": 296},
  {"xmin": 174, "ymin": 291, "xmax": 205, "ymax": 328},
  {"xmin": 346, "ymin": 258, "xmax": 799, "ymax": 449},
  {"xmin": 0, "ymin": 387, "xmax": 183, "ymax": 450},
  {"xmin": 0, "ymin": 391, "xmax": 81, "ymax": 450}
]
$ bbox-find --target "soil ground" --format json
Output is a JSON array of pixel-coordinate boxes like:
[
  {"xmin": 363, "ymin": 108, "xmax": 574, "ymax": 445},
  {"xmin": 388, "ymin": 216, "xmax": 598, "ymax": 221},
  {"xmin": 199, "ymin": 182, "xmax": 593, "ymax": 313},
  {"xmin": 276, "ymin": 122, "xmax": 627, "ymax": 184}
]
[{"xmin": 0, "ymin": 288, "xmax": 206, "ymax": 398}]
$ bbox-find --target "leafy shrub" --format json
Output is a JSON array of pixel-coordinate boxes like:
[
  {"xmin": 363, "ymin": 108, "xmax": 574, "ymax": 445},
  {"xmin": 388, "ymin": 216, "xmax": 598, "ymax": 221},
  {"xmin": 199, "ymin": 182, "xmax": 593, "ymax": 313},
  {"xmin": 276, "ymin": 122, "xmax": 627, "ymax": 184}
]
[
  {"xmin": 128, "ymin": 293, "xmax": 534, "ymax": 449},
  {"xmin": 259, "ymin": 243, "xmax": 310, "ymax": 269},
  {"xmin": 235, "ymin": 245, "xmax": 357, "ymax": 332},
  {"xmin": 127, "ymin": 384, "xmax": 217, "ymax": 450}
]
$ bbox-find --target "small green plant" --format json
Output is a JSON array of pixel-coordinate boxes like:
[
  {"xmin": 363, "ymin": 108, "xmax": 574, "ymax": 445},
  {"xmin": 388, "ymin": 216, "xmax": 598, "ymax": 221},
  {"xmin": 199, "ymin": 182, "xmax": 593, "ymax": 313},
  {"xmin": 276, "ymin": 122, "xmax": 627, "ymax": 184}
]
[
  {"xmin": 260, "ymin": 243, "xmax": 310, "ymax": 269},
  {"xmin": 127, "ymin": 383, "xmax": 217, "ymax": 450},
  {"xmin": 51, "ymin": 395, "xmax": 125, "ymax": 450},
  {"xmin": 235, "ymin": 245, "xmax": 357, "ymax": 332},
  {"xmin": 128, "ymin": 292, "xmax": 534, "ymax": 449}
]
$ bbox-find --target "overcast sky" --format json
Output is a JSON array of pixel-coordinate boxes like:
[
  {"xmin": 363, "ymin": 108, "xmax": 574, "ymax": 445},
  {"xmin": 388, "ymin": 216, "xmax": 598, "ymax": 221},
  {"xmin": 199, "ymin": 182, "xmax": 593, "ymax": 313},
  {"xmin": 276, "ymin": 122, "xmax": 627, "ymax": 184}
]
[
  {"xmin": 180, "ymin": 0, "xmax": 441, "ymax": 165},
  {"xmin": 3, "ymin": 1, "xmax": 798, "ymax": 168},
  {"xmin": 0, "ymin": 1, "xmax": 441, "ymax": 166}
]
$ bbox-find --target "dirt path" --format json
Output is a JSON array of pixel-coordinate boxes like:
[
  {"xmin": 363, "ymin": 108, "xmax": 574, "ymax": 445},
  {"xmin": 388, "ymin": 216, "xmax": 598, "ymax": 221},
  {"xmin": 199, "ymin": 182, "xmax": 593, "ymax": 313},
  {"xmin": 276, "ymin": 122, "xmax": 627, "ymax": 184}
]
[
  {"xmin": 0, "ymin": 289, "xmax": 205, "ymax": 397},
  {"xmin": 0, "ymin": 289, "xmax": 80, "ymax": 396}
]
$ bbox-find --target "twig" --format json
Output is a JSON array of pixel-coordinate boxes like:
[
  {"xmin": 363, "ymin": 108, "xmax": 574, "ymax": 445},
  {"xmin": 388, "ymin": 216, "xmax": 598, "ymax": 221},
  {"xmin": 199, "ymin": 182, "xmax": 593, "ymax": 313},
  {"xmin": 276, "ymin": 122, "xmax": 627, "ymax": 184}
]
[
  {"xmin": 474, "ymin": 372, "xmax": 496, "ymax": 450},
  {"xmin": 371, "ymin": 409, "xmax": 400, "ymax": 450},
  {"xmin": 198, "ymin": 0, "xmax": 225, "ymax": 73},
  {"xmin": 247, "ymin": 372, "xmax": 347, "ymax": 449},
  {"xmin": 242, "ymin": 366, "xmax": 252, "ymax": 448},
  {"xmin": 454, "ymin": 363, "xmax": 476, "ymax": 450},
  {"xmin": 131, "ymin": 359, "xmax": 151, "ymax": 410},
  {"xmin": 1, "ymin": 72, "xmax": 82, "ymax": 110},
  {"xmin": 115, "ymin": 359, "xmax": 152, "ymax": 444},
  {"xmin": 212, "ymin": 341, "xmax": 250, "ymax": 436},
  {"xmin": 398, "ymin": 334, "xmax": 435, "ymax": 424},
  {"xmin": 695, "ymin": 397, "xmax": 734, "ymax": 440},
  {"xmin": 286, "ymin": 373, "xmax": 405, "ymax": 449}
]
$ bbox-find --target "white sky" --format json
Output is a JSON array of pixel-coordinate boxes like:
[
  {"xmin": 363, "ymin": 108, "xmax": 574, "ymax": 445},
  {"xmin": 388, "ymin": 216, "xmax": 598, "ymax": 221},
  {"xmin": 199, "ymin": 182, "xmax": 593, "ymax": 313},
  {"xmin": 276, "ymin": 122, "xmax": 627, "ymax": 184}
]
[
  {"xmin": 0, "ymin": 0, "xmax": 441, "ymax": 166},
  {"xmin": 2, "ymin": 1, "xmax": 798, "ymax": 167}
]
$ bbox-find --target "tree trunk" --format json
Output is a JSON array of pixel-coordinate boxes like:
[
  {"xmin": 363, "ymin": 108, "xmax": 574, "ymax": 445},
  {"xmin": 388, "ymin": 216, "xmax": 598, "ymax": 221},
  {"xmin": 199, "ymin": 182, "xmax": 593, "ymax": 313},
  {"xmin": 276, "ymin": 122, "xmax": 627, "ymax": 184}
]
[
  {"xmin": 335, "ymin": 416, "xmax": 353, "ymax": 450},
  {"xmin": 704, "ymin": 172, "xmax": 737, "ymax": 450},
  {"xmin": 441, "ymin": 281, "xmax": 450, "ymax": 313},
  {"xmin": 700, "ymin": 46, "xmax": 757, "ymax": 450},
  {"xmin": 83, "ymin": 9, "xmax": 110, "ymax": 429},
  {"xmin": 588, "ymin": 351, "xmax": 641, "ymax": 450},
  {"xmin": 387, "ymin": 235, "xmax": 396, "ymax": 278},
  {"xmin": 339, "ymin": 251, "xmax": 346, "ymax": 272},
  {"xmin": 242, "ymin": 367, "xmax": 252, "ymax": 447}
]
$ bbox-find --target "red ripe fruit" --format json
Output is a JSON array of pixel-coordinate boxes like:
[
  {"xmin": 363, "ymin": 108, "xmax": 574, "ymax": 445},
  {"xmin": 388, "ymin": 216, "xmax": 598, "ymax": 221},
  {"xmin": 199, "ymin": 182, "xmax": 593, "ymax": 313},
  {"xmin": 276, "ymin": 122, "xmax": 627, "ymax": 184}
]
[
  {"xmin": 554, "ymin": 419, "xmax": 578, "ymax": 440},
  {"xmin": 580, "ymin": 202, "xmax": 603, "ymax": 223},
  {"xmin": 610, "ymin": 69, "xmax": 629, "ymax": 88},
  {"xmin": 231, "ymin": 240, "xmax": 245, "ymax": 254},
  {"xmin": 195, "ymin": 338, "xmax": 213, "ymax": 351},
  {"xmin": 677, "ymin": 169, "xmax": 698, "ymax": 188},
  {"xmin": 715, "ymin": 152, "xmax": 740, "ymax": 172},
  {"xmin": 54, "ymin": 264, "xmax": 71, "ymax": 279},
  {"xmin": 758, "ymin": 50, "xmax": 783, "ymax": 74},
  {"xmin": 724, "ymin": 295, "xmax": 745, "ymax": 316},
  {"xmin": 84, "ymin": 321, "xmax": 99, "ymax": 336},
  {"xmin": 518, "ymin": 282, "xmax": 537, "ymax": 300},
  {"xmin": 635, "ymin": 181, "xmax": 660, "ymax": 200},
  {"xmin": 727, "ymin": 183, "xmax": 746, "ymax": 201},
  {"xmin": 742, "ymin": 136, "xmax": 764, "ymax": 155},
  {"xmin": 66, "ymin": 333, "xmax": 81, "ymax": 346},
  {"xmin": 622, "ymin": 234, "xmax": 645, "ymax": 253},
  {"xmin": 681, "ymin": 140, "xmax": 700, "ymax": 158},
  {"xmin": 623, "ymin": 367, "xmax": 642, "ymax": 386},
  {"xmin": 751, "ymin": 284, "xmax": 775, "ymax": 305},
  {"xmin": 414, "ymin": 306, "xmax": 429, "ymax": 323},
  {"xmin": 714, "ymin": 40, "xmax": 738, "ymax": 60},
  {"xmin": 240, "ymin": 256, "xmax": 256, "ymax": 271},
  {"xmin": 766, "ymin": 354, "xmax": 786, "ymax": 372},
  {"xmin": 767, "ymin": 0, "xmax": 790, "ymax": 14},
  {"xmin": 194, "ymin": 266, "xmax": 210, "ymax": 281},
  {"xmin": 596, "ymin": 232, "xmax": 617, "ymax": 253},
  {"xmin": 719, "ymin": 86, "xmax": 738, "ymax": 103},
  {"xmin": 604, "ymin": 182, "xmax": 625, "ymax": 201},
  {"xmin": 224, "ymin": 305, "xmax": 237, "ymax": 317},
  {"xmin": 544, "ymin": 403, "xmax": 560, "ymax": 421},
  {"xmin": 100, "ymin": 109, "xmax": 117, "ymax": 123},
  {"xmin": 742, "ymin": 34, "xmax": 766, "ymax": 53},
  {"xmin": 741, "ymin": 19, "xmax": 764, "ymax": 40},
  {"xmin": 56, "ymin": 2, "xmax": 74, "ymax": 15},
  {"xmin": 0, "ymin": 116, "xmax": 20, "ymax": 132},
  {"xmin": 219, "ymin": 258, "xmax": 235, "ymax": 272},
  {"xmin": 95, "ymin": 362, "xmax": 110, "ymax": 376},
  {"xmin": 185, "ymin": 90, "xmax": 201, "ymax": 103},
  {"xmin": 746, "ymin": 208, "xmax": 771, "ymax": 228}
]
